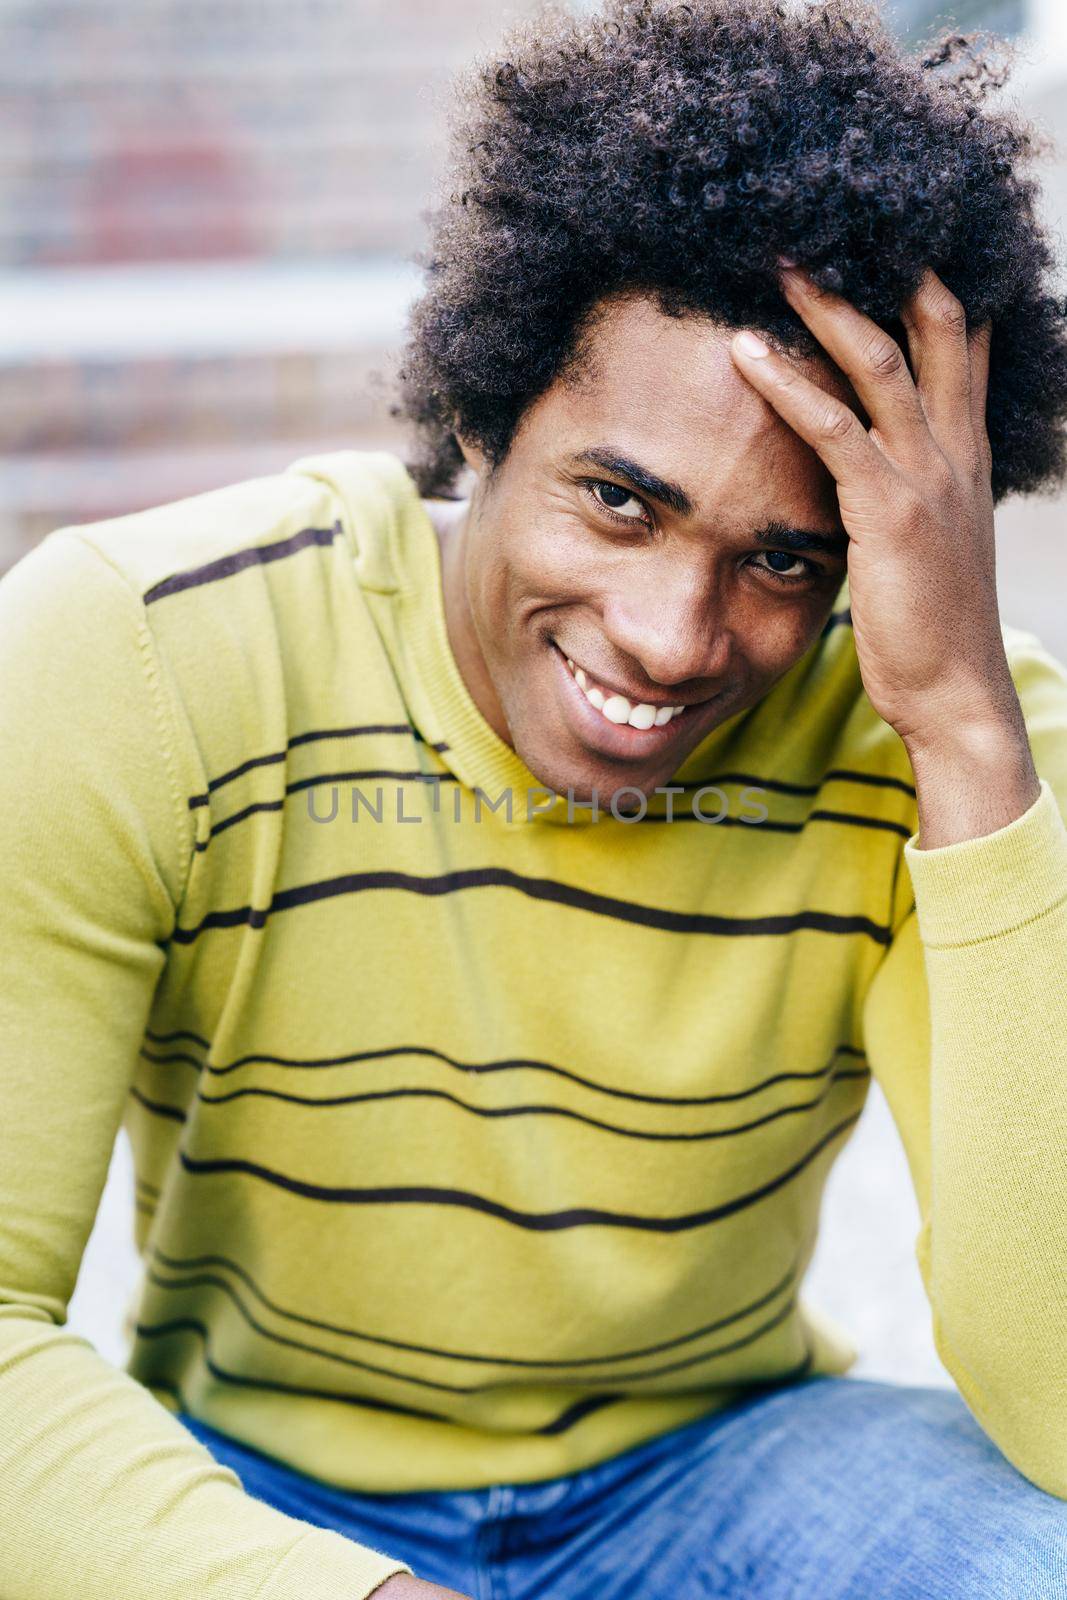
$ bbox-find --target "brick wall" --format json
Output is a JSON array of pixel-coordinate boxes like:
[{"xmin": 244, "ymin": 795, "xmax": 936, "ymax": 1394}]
[
  {"xmin": 1, "ymin": 0, "xmax": 1053, "ymax": 579},
  {"xmin": 1, "ymin": 0, "xmax": 530, "ymax": 268},
  {"xmin": 0, "ymin": 0, "xmax": 539, "ymax": 564}
]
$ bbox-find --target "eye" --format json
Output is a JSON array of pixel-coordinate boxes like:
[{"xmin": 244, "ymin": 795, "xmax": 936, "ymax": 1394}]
[
  {"xmin": 750, "ymin": 550, "xmax": 819, "ymax": 584},
  {"xmin": 584, "ymin": 479, "xmax": 651, "ymax": 525}
]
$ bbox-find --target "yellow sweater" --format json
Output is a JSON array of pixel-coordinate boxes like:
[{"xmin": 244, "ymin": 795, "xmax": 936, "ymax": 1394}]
[{"xmin": 3, "ymin": 448, "xmax": 1067, "ymax": 1600}]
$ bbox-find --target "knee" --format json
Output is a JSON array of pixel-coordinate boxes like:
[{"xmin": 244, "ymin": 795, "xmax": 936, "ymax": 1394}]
[{"xmin": 938, "ymin": 1494, "xmax": 1067, "ymax": 1598}]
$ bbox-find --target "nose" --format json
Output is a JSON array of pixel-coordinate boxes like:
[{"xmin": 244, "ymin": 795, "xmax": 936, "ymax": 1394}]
[{"xmin": 600, "ymin": 564, "xmax": 730, "ymax": 691}]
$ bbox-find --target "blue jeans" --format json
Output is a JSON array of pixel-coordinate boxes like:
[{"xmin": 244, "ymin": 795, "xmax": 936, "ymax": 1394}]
[{"xmin": 178, "ymin": 1375, "xmax": 1067, "ymax": 1598}]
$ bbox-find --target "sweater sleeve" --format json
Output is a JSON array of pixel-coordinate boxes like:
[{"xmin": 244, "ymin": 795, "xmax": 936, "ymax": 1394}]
[
  {"xmin": 860, "ymin": 629, "xmax": 1067, "ymax": 1498},
  {"xmin": 0, "ymin": 531, "xmax": 414, "ymax": 1600}
]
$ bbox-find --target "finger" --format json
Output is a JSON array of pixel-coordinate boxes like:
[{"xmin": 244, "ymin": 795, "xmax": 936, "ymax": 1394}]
[
  {"xmin": 728, "ymin": 329, "xmax": 896, "ymax": 490},
  {"xmin": 898, "ymin": 267, "xmax": 974, "ymax": 463},
  {"xmin": 777, "ymin": 265, "xmax": 930, "ymax": 461}
]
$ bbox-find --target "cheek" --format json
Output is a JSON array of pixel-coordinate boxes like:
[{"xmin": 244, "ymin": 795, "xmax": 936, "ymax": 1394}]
[
  {"xmin": 466, "ymin": 546, "xmax": 552, "ymax": 673},
  {"xmin": 477, "ymin": 516, "xmax": 601, "ymax": 628},
  {"xmin": 728, "ymin": 593, "xmax": 827, "ymax": 682}
]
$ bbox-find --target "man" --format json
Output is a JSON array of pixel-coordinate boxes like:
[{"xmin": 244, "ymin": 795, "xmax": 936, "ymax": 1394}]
[{"xmin": 3, "ymin": 1, "xmax": 1067, "ymax": 1597}]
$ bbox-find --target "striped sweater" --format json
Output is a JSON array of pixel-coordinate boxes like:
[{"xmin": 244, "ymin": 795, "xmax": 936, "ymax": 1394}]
[{"xmin": 3, "ymin": 447, "xmax": 1067, "ymax": 1600}]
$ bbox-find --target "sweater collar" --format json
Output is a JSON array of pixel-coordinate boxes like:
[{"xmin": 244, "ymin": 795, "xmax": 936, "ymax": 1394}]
[{"xmin": 291, "ymin": 447, "xmax": 575, "ymax": 822}]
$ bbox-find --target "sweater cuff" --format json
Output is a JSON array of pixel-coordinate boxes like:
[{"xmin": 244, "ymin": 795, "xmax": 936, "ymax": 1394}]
[
  {"xmin": 257, "ymin": 1525, "xmax": 413, "ymax": 1600},
  {"xmin": 903, "ymin": 778, "xmax": 1067, "ymax": 947}
]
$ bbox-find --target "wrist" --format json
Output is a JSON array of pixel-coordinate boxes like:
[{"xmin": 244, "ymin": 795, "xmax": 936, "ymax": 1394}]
[
  {"xmin": 904, "ymin": 714, "xmax": 1040, "ymax": 849},
  {"xmin": 903, "ymin": 706, "xmax": 1027, "ymax": 775}
]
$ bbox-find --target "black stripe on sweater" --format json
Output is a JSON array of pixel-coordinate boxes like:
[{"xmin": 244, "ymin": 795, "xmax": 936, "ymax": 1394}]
[
  {"xmin": 145, "ymin": 1026, "xmax": 211, "ymax": 1049},
  {"xmin": 189, "ymin": 759, "xmax": 914, "ymax": 813},
  {"xmin": 147, "ymin": 1245, "xmax": 802, "ymax": 1369},
  {"xmin": 668, "ymin": 768, "xmax": 915, "ymax": 799},
  {"xmin": 135, "ymin": 1063, "xmax": 869, "ymax": 1142},
  {"xmin": 194, "ymin": 767, "xmax": 462, "ymax": 847},
  {"xmin": 166, "ymin": 867, "xmax": 892, "ymax": 946},
  {"xmin": 142, "ymin": 1262, "xmax": 802, "ymax": 1390},
  {"xmin": 173, "ymin": 1112, "xmax": 861, "ymax": 1232},
  {"xmin": 143, "ymin": 522, "xmax": 344, "ymax": 605},
  {"xmin": 141, "ymin": 1036, "xmax": 866, "ymax": 1108},
  {"xmin": 538, "ymin": 1393, "xmax": 624, "ymax": 1433},
  {"xmin": 140, "ymin": 1325, "xmax": 627, "ymax": 1432},
  {"xmin": 188, "ymin": 727, "xmax": 449, "ymax": 809},
  {"xmin": 194, "ymin": 784, "xmax": 910, "ymax": 846},
  {"xmin": 146, "ymin": 1351, "xmax": 809, "ymax": 1435},
  {"xmin": 628, "ymin": 808, "xmax": 911, "ymax": 838},
  {"xmin": 129, "ymin": 1085, "xmax": 185, "ymax": 1123}
]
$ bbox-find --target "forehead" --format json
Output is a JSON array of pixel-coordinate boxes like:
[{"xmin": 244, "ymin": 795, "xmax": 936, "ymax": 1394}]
[{"xmin": 525, "ymin": 292, "xmax": 861, "ymax": 514}]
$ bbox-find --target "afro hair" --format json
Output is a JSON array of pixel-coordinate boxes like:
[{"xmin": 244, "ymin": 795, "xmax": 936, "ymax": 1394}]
[{"xmin": 392, "ymin": 0, "xmax": 1067, "ymax": 508}]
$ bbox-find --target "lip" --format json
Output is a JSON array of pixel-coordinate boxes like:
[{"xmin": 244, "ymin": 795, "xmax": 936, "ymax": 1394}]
[
  {"xmin": 563, "ymin": 654, "xmax": 697, "ymax": 709},
  {"xmin": 550, "ymin": 641, "xmax": 718, "ymax": 758}
]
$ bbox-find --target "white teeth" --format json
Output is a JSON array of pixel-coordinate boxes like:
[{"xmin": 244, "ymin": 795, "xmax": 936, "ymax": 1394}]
[{"xmin": 563, "ymin": 652, "xmax": 687, "ymax": 729}]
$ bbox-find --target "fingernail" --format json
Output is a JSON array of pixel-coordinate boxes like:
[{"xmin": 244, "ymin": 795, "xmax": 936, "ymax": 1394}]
[
  {"xmin": 777, "ymin": 255, "xmax": 798, "ymax": 269},
  {"xmin": 734, "ymin": 330, "xmax": 770, "ymax": 359}
]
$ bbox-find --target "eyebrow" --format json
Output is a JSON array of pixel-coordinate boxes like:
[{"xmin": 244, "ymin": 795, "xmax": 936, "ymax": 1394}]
[
  {"xmin": 753, "ymin": 520, "xmax": 849, "ymax": 558},
  {"xmin": 567, "ymin": 446, "xmax": 848, "ymax": 557},
  {"xmin": 568, "ymin": 447, "xmax": 694, "ymax": 516}
]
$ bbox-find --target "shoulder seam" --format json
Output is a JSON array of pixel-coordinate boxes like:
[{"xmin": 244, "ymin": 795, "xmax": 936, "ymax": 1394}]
[{"xmin": 54, "ymin": 531, "xmax": 196, "ymax": 915}]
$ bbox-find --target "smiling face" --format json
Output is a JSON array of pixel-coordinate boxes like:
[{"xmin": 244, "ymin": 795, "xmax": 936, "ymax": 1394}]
[{"xmin": 432, "ymin": 291, "xmax": 863, "ymax": 804}]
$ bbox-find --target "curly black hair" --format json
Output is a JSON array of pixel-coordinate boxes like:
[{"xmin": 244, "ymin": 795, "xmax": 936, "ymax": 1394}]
[{"xmin": 391, "ymin": 0, "xmax": 1067, "ymax": 508}]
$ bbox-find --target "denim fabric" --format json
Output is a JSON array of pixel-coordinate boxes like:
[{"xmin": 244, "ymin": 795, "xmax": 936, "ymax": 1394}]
[{"xmin": 178, "ymin": 1376, "xmax": 1067, "ymax": 1599}]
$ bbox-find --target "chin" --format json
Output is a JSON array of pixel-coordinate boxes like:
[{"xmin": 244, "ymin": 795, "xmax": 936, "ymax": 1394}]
[
  {"xmin": 512, "ymin": 737, "xmax": 582, "ymax": 798},
  {"xmin": 514, "ymin": 732, "xmax": 665, "ymax": 807}
]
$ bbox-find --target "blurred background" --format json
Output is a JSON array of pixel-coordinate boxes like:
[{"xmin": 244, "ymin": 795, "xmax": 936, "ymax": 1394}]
[{"xmin": 2, "ymin": 0, "xmax": 1065, "ymax": 1389}]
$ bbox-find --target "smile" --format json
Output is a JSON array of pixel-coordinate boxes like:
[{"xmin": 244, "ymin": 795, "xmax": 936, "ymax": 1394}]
[
  {"xmin": 563, "ymin": 655, "xmax": 687, "ymax": 728},
  {"xmin": 550, "ymin": 640, "xmax": 719, "ymax": 759}
]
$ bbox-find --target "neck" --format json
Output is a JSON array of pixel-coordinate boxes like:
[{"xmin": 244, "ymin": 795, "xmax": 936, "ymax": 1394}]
[{"xmin": 422, "ymin": 496, "xmax": 513, "ymax": 747}]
